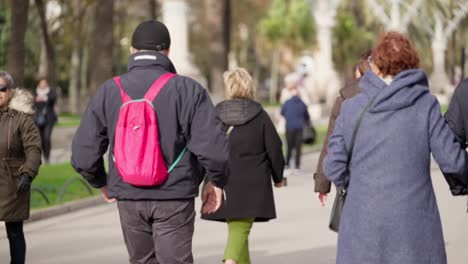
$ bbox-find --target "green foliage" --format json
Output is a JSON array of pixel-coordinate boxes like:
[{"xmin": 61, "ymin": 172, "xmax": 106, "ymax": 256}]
[
  {"xmin": 258, "ymin": 0, "xmax": 315, "ymax": 50},
  {"xmin": 31, "ymin": 162, "xmax": 97, "ymax": 209},
  {"xmin": 258, "ymin": 0, "xmax": 288, "ymax": 43},
  {"xmin": 56, "ymin": 113, "xmax": 81, "ymax": 128},
  {"xmin": 332, "ymin": 9, "xmax": 374, "ymax": 77},
  {"xmin": 0, "ymin": 8, "xmax": 9, "ymax": 68}
]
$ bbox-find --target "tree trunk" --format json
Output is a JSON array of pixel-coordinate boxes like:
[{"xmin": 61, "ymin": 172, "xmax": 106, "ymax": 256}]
[
  {"xmin": 80, "ymin": 45, "xmax": 89, "ymax": 107},
  {"xmin": 68, "ymin": 39, "xmax": 80, "ymax": 114},
  {"xmin": 35, "ymin": 0, "xmax": 57, "ymax": 87},
  {"xmin": 269, "ymin": 48, "xmax": 280, "ymax": 104},
  {"xmin": 148, "ymin": 0, "xmax": 158, "ymax": 20},
  {"xmin": 89, "ymin": 0, "xmax": 114, "ymax": 94},
  {"xmin": 67, "ymin": 0, "xmax": 88, "ymax": 114},
  {"xmin": 206, "ymin": 0, "xmax": 229, "ymax": 98},
  {"xmin": 37, "ymin": 40, "xmax": 48, "ymax": 78},
  {"xmin": 430, "ymin": 18, "xmax": 451, "ymax": 94},
  {"xmin": 6, "ymin": 0, "xmax": 29, "ymax": 87},
  {"xmin": 311, "ymin": 1, "xmax": 341, "ymax": 108}
]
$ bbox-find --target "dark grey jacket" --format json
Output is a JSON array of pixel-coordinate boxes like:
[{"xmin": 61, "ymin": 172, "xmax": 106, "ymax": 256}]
[
  {"xmin": 71, "ymin": 51, "xmax": 229, "ymax": 200},
  {"xmin": 445, "ymin": 78, "xmax": 468, "ymax": 195},
  {"xmin": 446, "ymin": 78, "xmax": 468, "ymax": 148}
]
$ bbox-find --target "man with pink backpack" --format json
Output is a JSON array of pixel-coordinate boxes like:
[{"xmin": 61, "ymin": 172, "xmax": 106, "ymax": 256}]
[{"xmin": 71, "ymin": 21, "xmax": 229, "ymax": 264}]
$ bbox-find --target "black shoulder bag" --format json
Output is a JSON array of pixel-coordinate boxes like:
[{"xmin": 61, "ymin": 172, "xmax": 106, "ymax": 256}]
[{"xmin": 329, "ymin": 94, "xmax": 379, "ymax": 232}]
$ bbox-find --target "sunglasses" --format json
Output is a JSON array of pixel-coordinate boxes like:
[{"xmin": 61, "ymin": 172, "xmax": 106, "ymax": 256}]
[{"xmin": 0, "ymin": 84, "xmax": 10, "ymax": 93}]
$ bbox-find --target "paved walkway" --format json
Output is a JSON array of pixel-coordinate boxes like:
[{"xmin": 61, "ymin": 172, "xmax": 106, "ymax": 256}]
[{"xmin": 1, "ymin": 152, "xmax": 467, "ymax": 263}]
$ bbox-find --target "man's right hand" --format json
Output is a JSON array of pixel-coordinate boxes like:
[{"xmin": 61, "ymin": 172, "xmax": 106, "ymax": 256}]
[
  {"xmin": 201, "ymin": 181, "xmax": 223, "ymax": 214},
  {"xmin": 100, "ymin": 186, "xmax": 116, "ymax": 203}
]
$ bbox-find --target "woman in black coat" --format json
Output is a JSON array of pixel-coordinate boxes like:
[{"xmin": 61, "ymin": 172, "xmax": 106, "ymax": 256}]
[
  {"xmin": 202, "ymin": 68, "xmax": 285, "ymax": 264},
  {"xmin": 33, "ymin": 78, "xmax": 57, "ymax": 163}
]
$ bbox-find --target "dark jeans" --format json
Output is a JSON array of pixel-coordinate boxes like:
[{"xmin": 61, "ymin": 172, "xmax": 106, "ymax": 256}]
[
  {"xmin": 39, "ymin": 123, "xmax": 54, "ymax": 162},
  {"xmin": 286, "ymin": 128, "xmax": 303, "ymax": 169},
  {"xmin": 5, "ymin": 222, "xmax": 26, "ymax": 264},
  {"xmin": 117, "ymin": 199, "xmax": 195, "ymax": 264}
]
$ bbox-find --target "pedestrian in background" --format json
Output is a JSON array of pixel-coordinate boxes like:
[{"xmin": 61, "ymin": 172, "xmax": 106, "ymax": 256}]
[
  {"xmin": 71, "ymin": 21, "xmax": 228, "ymax": 264},
  {"xmin": 202, "ymin": 68, "xmax": 285, "ymax": 264},
  {"xmin": 281, "ymin": 73, "xmax": 310, "ymax": 175},
  {"xmin": 33, "ymin": 78, "xmax": 57, "ymax": 163},
  {"xmin": 0, "ymin": 71, "xmax": 42, "ymax": 264},
  {"xmin": 324, "ymin": 32, "xmax": 468, "ymax": 264},
  {"xmin": 314, "ymin": 49, "xmax": 372, "ymax": 206}
]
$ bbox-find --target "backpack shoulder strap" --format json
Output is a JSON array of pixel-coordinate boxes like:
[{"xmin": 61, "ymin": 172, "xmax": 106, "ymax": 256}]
[
  {"xmin": 144, "ymin": 73, "xmax": 176, "ymax": 102},
  {"xmin": 113, "ymin": 76, "xmax": 132, "ymax": 103}
]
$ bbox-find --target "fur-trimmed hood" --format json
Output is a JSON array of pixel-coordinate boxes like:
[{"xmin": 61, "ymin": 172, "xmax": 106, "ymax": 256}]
[{"xmin": 8, "ymin": 89, "xmax": 34, "ymax": 114}]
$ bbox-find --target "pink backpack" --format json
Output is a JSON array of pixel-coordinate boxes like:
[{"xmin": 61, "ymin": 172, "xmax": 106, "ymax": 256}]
[{"xmin": 113, "ymin": 73, "xmax": 185, "ymax": 186}]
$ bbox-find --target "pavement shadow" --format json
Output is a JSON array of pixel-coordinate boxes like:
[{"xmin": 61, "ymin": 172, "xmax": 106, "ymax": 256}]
[{"xmin": 196, "ymin": 246, "xmax": 337, "ymax": 264}]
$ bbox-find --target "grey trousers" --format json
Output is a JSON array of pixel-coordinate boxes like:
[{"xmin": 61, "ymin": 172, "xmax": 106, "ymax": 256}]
[{"xmin": 117, "ymin": 199, "xmax": 195, "ymax": 264}]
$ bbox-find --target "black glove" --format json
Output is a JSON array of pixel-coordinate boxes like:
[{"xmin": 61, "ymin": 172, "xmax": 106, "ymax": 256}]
[{"xmin": 16, "ymin": 174, "xmax": 32, "ymax": 194}]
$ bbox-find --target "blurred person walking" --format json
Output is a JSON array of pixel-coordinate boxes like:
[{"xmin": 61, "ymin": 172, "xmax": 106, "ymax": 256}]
[
  {"xmin": 324, "ymin": 32, "xmax": 468, "ymax": 264},
  {"xmin": 281, "ymin": 73, "xmax": 310, "ymax": 174},
  {"xmin": 202, "ymin": 68, "xmax": 285, "ymax": 264},
  {"xmin": 314, "ymin": 49, "xmax": 372, "ymax": 206},
  {"xmin": 33, "ymin": 78, "xmax": 57, "ymax": 163},
  {"xmin": 0, "ymin": 71, "xmax": 42, "ymax": 264}
]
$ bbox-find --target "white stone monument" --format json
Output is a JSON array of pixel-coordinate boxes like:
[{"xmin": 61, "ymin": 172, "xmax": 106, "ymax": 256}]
[
  {"xmin": 302, "ymin": 0, "xmax": 341, "ymax": 114},
  {"xmin": 162, "ymin": 0, "xmax": 206, "ymax": 87}
]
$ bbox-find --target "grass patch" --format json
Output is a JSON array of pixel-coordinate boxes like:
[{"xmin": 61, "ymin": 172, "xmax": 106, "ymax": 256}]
[
  {"xmin": 261, "ymin": 101, "xmax": 281, "ymax": 108},
  {"xmin": 313, "ymin": 125, "xmax": 327, "ymax": 147},
  {"xmin": 31, "ymin": 162, "xmax": 97, "ymax": 209},
  {"xmin": 56, "ymin": 113, "xmax": 81, "ymax": 128},
  {"xmin": 441, "ymin": 104, "xmax": 448, "ymax": 114}
]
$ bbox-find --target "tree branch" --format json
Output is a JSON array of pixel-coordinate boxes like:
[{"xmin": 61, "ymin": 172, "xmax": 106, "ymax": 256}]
[
  {"xmin": 401, "ymin": 0, "xmax": 423, "ymax": 29},
  {"xmin": 366, "ymin": 0, "xmax": 391, "ymax": 25},
  {"xmin": 444, "ymin": 2, "xmax": 468, "ymax": 38}
]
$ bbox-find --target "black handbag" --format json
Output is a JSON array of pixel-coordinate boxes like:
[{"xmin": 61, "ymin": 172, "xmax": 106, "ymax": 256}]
[
  {"xmin": 303, "ymin": 122, "xmax": 316, "ymax": 145},
  {"xmin": 329, "ymin": 93, "xmax": 379, "ymax": 232},
  {"xmin": 35, "ymin": 108, "xmax": 48, "ymax": 128}
]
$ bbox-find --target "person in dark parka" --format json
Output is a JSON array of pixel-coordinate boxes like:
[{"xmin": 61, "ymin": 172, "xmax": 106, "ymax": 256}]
[
  {"xmin": 324, "ymin": 32, "xmax": 468, "ymax": 264},
  {"xmin": 0, "ymin": 71, "xmax": 42, "ymax": 264},
  {"xmin": 202, "ymin": 68, "xmax": 285, "ymax": 264}
]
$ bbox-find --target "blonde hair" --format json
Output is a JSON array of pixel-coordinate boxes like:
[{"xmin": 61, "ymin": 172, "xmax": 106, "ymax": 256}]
[{"xmin": 224, "ymin": 68, "xmax": 255, "ymax": 99}]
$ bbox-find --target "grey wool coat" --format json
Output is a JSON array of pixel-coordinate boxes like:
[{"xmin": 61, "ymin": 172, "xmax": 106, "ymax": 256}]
[{"xmin": 324, "ymin": 69, "xmax": 468, "ymax": 264}]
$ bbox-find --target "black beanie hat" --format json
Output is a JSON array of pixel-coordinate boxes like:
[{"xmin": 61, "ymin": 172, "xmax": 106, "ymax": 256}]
[{"xmin": 131, "ymin": 20, "xmax": 171, "ymax": 51}]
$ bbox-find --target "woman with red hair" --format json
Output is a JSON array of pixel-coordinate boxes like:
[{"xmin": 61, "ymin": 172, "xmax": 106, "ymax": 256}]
[{"xmin": 324, "ymin": 32, "xmax": 468, "ymax": 263}]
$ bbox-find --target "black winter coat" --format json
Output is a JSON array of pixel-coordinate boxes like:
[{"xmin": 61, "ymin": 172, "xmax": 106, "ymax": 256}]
[
  {"xmin": 445, "ymin": 78, "xmax": 468, "ymax": 195},
  {"xmin": 33, "ymin": 87, "xmax": 57, "ymax": 125},
  {"xmin": 446, "ymin": 78, "xmax": 468, "ymax": 148},
  {"xmin": 71, "ymin": 51, "xmax": 229, "ymax": 200},
  {"xmin": 202, "ymin": 99, "xmax": 285, "ymax": 222}
]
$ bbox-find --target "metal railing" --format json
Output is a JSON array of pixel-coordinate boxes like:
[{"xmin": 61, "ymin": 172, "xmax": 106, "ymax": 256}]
[{"xmin": 31, "ymin": 176, "xmax": 94, "ymax": 206}]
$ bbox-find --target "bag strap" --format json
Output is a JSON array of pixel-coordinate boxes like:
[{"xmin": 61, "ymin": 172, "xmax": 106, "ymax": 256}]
[
  {"xmin": 144, "ymin": 73, "xmax": 176, "ymax": 102},
  {"xmin": 113, "ymin": 76, "xmax": 132, "ymax": 104},
  {"xmin": 168, "ymin": 147, "xmax": 187, "ymax": 173},
  {"xmin": 346, "ymin": 93, "xmax": 380, "ymax": 171},
  {"xmin": 226, "ymin": 126, "xmax": 234, "ymax": 136}
]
